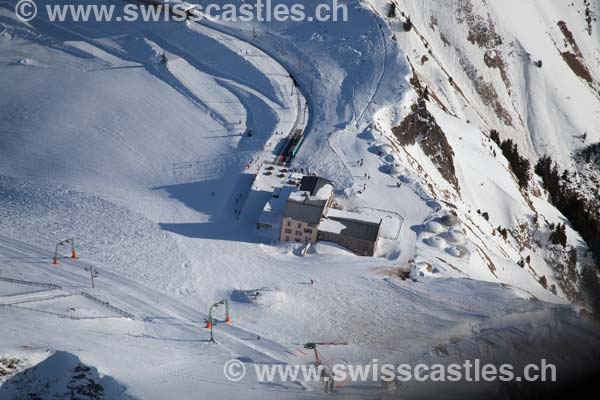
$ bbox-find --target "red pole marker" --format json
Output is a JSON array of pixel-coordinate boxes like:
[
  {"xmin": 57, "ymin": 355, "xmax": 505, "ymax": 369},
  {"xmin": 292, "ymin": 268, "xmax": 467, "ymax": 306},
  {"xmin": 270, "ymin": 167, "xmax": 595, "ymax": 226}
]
[{"xmin": 54, "ymin": 238, "xmax": 77, "ymax": 264}]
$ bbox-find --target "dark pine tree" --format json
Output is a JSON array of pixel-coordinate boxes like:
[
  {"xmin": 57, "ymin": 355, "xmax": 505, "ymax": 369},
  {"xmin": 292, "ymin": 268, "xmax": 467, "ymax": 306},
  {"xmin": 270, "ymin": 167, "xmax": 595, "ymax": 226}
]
[{"xmin": 535, "ymin": 155, "xmax": 600, "ymax": 265}]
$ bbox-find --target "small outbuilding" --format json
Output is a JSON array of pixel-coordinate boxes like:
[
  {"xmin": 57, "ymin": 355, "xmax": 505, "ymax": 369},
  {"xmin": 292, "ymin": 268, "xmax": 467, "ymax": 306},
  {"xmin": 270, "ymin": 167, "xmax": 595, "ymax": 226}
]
[{"xmin": 318, "ymin": 209, "xmax": 382, "ymax": 256}]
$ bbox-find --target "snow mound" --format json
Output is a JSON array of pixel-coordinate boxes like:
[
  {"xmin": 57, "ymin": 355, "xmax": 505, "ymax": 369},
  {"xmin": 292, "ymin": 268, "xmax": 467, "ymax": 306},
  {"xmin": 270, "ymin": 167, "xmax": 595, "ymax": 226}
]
[
  {"xmin": 438, "ymin": 214, "xmax": 459, "ymax": 227},
  {"xmin": 445, "ymin": 246, "xmax": 462, "ymax": 257},
  {"xmin": 440, "ymin": 229, "xmax": 467, "ymax": 245},
  {"xmin": 444, "ymin": 245, "xmax": 470, "ymax": 258},
  {"xmin": 381, "ymin": 162, "xmax": 403, "ymax": 175},
  {"xmin": 373, "ymin": 143, "xmax": 393, "ymax": 155},
  {"xmin": 383, "ymin": 154, "xmax": 397, "ymax": 163},
  {"xmin": 411, "ymin": 262, "xmax": 440, "ymax": 278},
  {"xmin": 424, "ymin": 221, "xmax": 444, "ymax": 234},
  {"xmin": 424, "ymin": 236, "xmax": 447, "ymax": 248}
]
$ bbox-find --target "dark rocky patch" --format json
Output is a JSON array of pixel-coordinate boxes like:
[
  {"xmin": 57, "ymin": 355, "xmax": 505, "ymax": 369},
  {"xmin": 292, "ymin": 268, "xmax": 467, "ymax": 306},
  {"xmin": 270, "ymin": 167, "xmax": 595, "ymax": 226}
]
[
  {"xmin": 392, "ymin": 98, "xmax": 459, "ymax": 192},
  {"xmin": 557, "ymin": 20, "xmax": 594, "ymax": 83},
  {"xmin": 561, "ymin": 51, "xmax": 593, "ymax": 83}
]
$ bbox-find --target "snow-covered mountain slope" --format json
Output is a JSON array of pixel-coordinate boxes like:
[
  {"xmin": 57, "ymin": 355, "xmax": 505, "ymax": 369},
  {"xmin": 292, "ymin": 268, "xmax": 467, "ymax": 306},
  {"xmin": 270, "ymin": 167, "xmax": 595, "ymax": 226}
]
[
  {"xmin": 386, "ymin": 0, "xmax": 600, "ymax": 166},
  {"xmin": 355, "ymin": 0, "xmax": 600, "ymax": 302},
  {"xmin": 1, "ymin": 0, "xmax": 600, "ymax": 398}
]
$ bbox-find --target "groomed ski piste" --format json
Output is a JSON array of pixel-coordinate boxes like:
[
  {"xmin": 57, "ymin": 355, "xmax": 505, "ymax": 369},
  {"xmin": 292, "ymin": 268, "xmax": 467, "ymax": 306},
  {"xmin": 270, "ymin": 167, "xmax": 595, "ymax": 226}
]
[{"xmin": 1, "ymin": 0, "xmax": 600, "ymax": 398}]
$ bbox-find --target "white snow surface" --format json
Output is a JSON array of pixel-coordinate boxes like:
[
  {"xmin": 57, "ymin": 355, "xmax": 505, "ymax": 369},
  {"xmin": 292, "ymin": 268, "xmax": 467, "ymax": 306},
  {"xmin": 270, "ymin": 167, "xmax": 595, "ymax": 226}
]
[{"xmin": 1, "ymin": 0, "xmax": 599, "ymax": 398}]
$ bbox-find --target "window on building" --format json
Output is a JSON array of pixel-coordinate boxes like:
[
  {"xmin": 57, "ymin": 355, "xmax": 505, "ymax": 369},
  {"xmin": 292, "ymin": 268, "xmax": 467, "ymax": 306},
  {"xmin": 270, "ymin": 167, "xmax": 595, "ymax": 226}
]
[
  {"xmin": 287, "ymin": 221, "xmax": 291, "ymax": 227},
  {"xmin": 285, "ymin": 228, "xmax": 292, "ymax": 234},
  {"xmin": 285, "ymin": 236, "xmax": 290, "ymax": 241},
  {"xmin": 304, "ymin": 228, "xmax": 313, "ymax": 234},
  {"xmin": 297, "ymin": 223, "xmax": 301, "ymax": 229},
  {"xmin": 295, "ymin": 230, "xmax": 302, "ymax": 236}
]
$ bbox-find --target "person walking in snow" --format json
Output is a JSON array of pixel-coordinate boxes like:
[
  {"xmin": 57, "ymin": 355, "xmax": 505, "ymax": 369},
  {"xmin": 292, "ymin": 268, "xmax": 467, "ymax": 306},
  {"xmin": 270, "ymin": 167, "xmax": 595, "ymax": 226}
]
[{"xmin": 328, "ymin": 372, "xmax": 335, "ymax": 392}]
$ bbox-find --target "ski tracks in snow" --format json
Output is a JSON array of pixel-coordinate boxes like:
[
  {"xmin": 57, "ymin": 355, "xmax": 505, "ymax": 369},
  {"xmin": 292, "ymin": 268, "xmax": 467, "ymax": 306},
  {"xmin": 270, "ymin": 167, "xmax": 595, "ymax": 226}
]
[{"xmin": 0, "ymin": 234, "xmax": 295, "ymax": 365}]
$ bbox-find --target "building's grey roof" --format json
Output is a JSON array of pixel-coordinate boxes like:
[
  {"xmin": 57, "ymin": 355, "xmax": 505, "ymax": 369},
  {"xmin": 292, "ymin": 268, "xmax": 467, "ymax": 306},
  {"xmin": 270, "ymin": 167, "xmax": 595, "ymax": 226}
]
[
  {"xmin": 300, "ymin": 176, "xmax": 334, "ymax": 196},
  {"xmin": 320, "ymin": 216, "xmax": 381, "ymax": 243},
  {"xmin": 282, "ymin": 196, "xmax": 327, "ymax": 225},
  {"xmin": 258, "ymin": 186, "xmax": 296, "ymax": 227}
]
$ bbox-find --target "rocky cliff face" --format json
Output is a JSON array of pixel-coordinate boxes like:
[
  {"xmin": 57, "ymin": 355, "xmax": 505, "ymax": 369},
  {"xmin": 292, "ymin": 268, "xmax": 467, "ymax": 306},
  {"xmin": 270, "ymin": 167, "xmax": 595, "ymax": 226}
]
[
  {"xmin": 369, "ymin": 0, "xmax": 600, "ymax": 310},
  {"xmin": 392, "ymin": 97, "xmax": 459, "ymax": 192}
]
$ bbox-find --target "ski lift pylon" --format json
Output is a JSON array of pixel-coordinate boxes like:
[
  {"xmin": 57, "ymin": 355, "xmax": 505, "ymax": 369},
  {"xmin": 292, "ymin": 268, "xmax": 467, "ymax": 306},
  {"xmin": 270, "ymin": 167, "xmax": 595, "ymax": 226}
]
[
  {"xmin": 53, "ymin": 238, "xmax": 77, "ymax": 265},
  {"xmin": 205, "ymin": 299, "xmax": 231, "ymax": 343}
]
